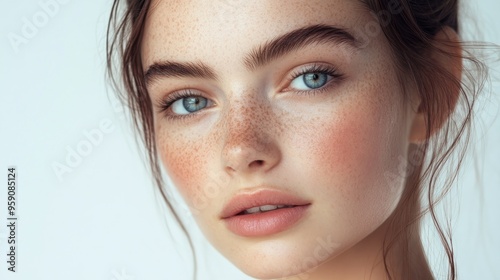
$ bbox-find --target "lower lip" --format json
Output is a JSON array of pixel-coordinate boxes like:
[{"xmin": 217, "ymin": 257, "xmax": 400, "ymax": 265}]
[{"xmin": 223, "ymin": 205, "xmax": 310, "ymax": 237}]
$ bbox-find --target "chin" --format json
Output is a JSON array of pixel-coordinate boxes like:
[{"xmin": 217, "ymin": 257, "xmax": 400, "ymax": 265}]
[{"xmin": 213, "ymin": 234, "xmax": 342, "ymax": 280}]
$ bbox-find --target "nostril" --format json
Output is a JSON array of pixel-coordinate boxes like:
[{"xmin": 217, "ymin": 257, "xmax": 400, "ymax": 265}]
[{"xmin": 250, "ymin": 160, "xmax": 264, "ymax": 168}]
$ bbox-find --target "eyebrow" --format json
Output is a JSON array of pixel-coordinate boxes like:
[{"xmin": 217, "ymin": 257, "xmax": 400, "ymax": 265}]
[
  {"xmin": 144, "ymin": 24, "xmax": 360, "ymax": 87},
  {"xmin": 244, "ymin": 24, "xmax": 360, "ymax": 70},
  {"xmin": 145, "ymin": 61, "xmax": 218, "ymax": 86}
]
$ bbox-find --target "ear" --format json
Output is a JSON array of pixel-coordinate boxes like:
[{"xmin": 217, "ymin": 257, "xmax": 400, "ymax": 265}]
[{"xmin": 409, "ymin": 26, "xmax": 463, "ymax": 143}]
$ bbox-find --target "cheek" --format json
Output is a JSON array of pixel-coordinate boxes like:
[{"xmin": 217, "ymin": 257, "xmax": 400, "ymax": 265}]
[
  {"xmin": 148, "ymin": 109, "xmax": 226, "ymax": 230},
  {"xmin": 317, "ymin": 108, "xmax": 395, "ymax": 188},
  {"xmin": 299, "ymin": 90, "xmax": 407, "ymax": 232},
  {"xmin": 157, "ymin": 133, "xmax": 208, "ymax": 205}
]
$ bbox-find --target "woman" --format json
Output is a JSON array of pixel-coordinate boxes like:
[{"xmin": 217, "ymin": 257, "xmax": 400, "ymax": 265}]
[{"xmin": 106, "ymin": 0, "xmax": 492, "ymax": 279}]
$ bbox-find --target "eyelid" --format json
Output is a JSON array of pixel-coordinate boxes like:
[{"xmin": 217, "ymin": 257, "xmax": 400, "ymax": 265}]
[{"xmin": 162, "ymin": 89, "xmax": 204, "ymax": 106}]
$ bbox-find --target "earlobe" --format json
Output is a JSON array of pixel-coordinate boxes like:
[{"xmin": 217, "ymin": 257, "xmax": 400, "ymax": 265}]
[{"xmin": 408, "ymin": 26, "xmax": 463, "ymax": 144}]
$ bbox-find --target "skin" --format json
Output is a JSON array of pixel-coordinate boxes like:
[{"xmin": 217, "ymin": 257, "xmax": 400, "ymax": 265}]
[{"xmin": 140, "ymin": 0, "xmax": 438, "ymax": 279}]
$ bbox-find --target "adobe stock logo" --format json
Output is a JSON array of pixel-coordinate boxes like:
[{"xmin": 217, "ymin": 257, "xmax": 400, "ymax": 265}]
[
  {"xmin": 8, "ymin": 0, "xmax": 71, "ymax": 53},
  {"xmin": 110, "ymin": 268, "xmax": 135, "ymax": 280},
  {"xmin": 51, "ymin": 119, "xmax": 115, "ymax": 182},
  {"xmin": 282, "ymin": 234, "xmax": 340, "ymax": 279}
]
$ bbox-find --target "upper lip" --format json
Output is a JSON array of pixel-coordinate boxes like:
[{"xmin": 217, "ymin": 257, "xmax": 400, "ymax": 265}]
[{"xmin": 220, "ymin": 187, "xmax": 311, "ymax": 219}]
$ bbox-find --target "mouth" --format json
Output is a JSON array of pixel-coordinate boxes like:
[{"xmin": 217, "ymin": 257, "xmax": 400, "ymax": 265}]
[
  {"xmin": 221, "ymin": 188, "xmax": 311, "ymax": 237},
  {"xmin": 236, "ymin": 204, "xmax": 297, "ymax": 215}
]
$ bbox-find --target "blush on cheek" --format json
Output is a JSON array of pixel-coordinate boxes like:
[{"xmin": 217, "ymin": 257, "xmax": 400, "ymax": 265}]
[
  {"xmin": 317, "ymin": 115, "xmax": 386, "ymax": 184},
  {"xmin": 311, "ymin": 99, "xmax": 402, "ymax": 208},
  {"xmin": 157, "ymin": 136, "xmax": 228, "ymax": 216},
  {"xmin": 157, "ymin": 137, "xmax": 206, "ymax": 205}
]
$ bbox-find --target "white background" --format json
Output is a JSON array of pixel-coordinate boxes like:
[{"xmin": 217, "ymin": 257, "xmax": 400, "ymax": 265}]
[{"xmin": 0, "ymin": 1, "xmax": 499, "ymax": 279}]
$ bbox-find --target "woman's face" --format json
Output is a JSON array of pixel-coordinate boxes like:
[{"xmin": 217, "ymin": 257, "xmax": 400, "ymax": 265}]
[{"xmin": 142, "ymin": 0, "xmax": 418, "ymax": 278}]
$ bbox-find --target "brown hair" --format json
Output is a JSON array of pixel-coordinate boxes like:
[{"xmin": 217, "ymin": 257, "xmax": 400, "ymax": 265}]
[{"xmin": 106, "ymin": 0, "xmax": 490, "ymax": 279}]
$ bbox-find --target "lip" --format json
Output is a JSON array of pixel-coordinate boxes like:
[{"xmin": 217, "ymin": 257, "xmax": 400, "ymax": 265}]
[{"xmin": 220, "ymin": 188, "xmax": 311, "ymax": 237}]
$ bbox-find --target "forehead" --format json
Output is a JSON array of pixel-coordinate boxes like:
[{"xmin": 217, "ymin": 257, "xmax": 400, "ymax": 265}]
[{"xmin": 141, "ymin": 0, "xmax": 370, "ymax": 70}]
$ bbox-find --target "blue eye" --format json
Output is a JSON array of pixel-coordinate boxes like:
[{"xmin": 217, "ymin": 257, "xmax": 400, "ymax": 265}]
[
  {"xmin": 171, "ymin": 96, "xmax": 208, "ymax": 115},
  {"xmin": 288, "ymin": 64, "xmax": 341, "ymax": 92},
  {"xmin": 291, "ymin": 72, "xmax": 330, "ymax": 90},
  {"xmin": 159, "ymin": 90, "xmax": 213, "ymax": 119}
]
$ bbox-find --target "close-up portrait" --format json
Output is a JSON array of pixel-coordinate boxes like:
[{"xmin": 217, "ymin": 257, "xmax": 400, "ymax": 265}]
[{"xmin": 1, "ymin": 0, "xmax": 500, "ymax": 280}]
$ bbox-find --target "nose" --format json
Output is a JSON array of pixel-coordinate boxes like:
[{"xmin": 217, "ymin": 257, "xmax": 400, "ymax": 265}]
[{"xmin": 221, "ymin": 100, "xmax": 282, "ymax": 177}]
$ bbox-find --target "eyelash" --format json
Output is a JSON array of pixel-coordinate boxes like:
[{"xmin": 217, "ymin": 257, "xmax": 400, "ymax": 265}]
[
  {"xmin": 157, "ymin": 64, "xmax": 343, "ymax": 121},
  {"xmin": 287, "ymin": 64, "xmax": 343, "ymax": 95},
  {"xmin": 157, "ymin": 90, "xmax": 205, "ymax": 122}
]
